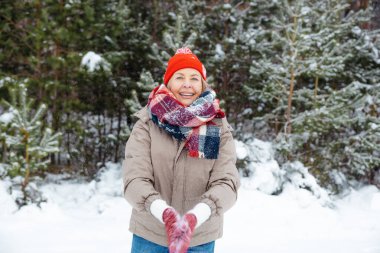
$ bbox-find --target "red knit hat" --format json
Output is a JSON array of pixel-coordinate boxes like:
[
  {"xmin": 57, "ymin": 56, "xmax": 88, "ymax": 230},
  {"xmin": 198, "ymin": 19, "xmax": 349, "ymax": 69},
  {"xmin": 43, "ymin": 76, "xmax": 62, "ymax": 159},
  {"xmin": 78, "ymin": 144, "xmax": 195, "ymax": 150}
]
[{"xmin": 163, "ymin": 47, "xmax": 207, "ymax": 85}]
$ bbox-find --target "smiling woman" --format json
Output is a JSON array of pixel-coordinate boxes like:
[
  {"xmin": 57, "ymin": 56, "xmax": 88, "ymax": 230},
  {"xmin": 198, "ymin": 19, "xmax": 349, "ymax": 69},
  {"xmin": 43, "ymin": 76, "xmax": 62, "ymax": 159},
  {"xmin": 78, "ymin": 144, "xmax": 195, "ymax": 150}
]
[
  {"xmin": 167, "ymin": 68, "xmax": 204, "ymax": 106},
  {"xmin": 122, "ymin": 47, "xmax": 240, "ymax": 253}
]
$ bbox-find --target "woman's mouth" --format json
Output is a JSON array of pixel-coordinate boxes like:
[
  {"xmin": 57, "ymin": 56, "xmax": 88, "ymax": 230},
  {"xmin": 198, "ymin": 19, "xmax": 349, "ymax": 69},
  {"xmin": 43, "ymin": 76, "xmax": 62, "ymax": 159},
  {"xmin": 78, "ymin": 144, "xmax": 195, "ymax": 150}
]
[{"xmin": 179, "ymin": 92, "xmax": 195, "ymax": 98}]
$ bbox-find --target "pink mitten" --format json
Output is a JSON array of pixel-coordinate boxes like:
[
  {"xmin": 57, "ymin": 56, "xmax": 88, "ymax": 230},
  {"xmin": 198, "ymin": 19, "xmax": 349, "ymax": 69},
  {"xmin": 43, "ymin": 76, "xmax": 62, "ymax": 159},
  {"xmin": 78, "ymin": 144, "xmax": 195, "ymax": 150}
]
[
  {"xmin": 168, "ymin": 213, "xmax": 197, "ymax": 253},
  {"xmin": 163, "ymin": 208, "xmax": 180, "ymax": 246}
]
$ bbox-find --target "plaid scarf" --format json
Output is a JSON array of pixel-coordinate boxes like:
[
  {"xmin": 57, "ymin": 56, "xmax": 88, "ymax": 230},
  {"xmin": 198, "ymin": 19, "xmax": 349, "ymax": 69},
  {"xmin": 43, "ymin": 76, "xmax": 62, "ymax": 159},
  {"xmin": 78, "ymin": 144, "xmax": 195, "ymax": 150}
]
[{"xmin": 147, "ymin": 84, "xmax": 225, "ymax": 159}]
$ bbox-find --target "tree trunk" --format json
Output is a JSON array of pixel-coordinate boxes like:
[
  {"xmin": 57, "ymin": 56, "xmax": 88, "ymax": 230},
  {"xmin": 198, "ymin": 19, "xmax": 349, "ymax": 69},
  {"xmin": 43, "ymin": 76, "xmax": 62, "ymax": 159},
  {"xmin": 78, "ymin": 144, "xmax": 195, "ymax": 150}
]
[
  {"xmin": 66, "ymin": 111, "xmax": 71, "ymax": 166},
  {"xmin": 115, "ymin": 109, "xmax": 122, "ymax": 163},
  {"xmin": 285, "ymin": 15, "xmax": 299, "ymax": 135},
  {"xmin": 285, "ymin": 65, "xmax": 295, "ymax": 135},
  {"xmin": 51, "ymin": 29, "xmax": 62, "ymax": 165},
  {"xmin": 314, "ymin": 76, "xmax": 319, "ymax": 98},
  {"xmin": 1, "ymin": 140, "xmax": 7, "ymax": 163},
  {"xmin": 21, "ymin": 129, "xmax": 30, "ymax": 192},
  {"xmin": 98, "ymin": 114, "xmax": 102, "ymax": 168}
]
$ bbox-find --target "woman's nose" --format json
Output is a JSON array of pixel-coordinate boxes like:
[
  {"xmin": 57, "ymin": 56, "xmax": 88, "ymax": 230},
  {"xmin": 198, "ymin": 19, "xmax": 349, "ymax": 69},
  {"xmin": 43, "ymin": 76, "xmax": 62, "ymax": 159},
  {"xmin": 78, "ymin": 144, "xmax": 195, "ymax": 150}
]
[{"xmin": 183, "ymin": 81, "xmax": 192, "ymax": 88}]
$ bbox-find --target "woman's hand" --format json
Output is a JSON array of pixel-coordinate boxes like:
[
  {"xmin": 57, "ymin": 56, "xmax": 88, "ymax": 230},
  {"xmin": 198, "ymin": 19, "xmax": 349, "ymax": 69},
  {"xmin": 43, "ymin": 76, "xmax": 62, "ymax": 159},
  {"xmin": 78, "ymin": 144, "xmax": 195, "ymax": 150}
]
[
  {"xmin": 187, "ymin": 203, "xmax": 211, "ymax": 229},
  {"xmin": 163, "ymin": 207, "xmax": 181, "ymax": 243},
  {"xmin": 157, "ymin": 202, "xmax": 211, "ymax": 253},
  {"xmin": 164, "ymin": 209, "xmax": 197, "ymax": 253}
]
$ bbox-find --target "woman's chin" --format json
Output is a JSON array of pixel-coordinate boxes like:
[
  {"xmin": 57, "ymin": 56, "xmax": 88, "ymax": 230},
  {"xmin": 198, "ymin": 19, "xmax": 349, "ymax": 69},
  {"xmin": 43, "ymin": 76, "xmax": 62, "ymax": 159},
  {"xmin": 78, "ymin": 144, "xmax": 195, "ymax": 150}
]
[
  {"xmin": 178, "ymin": 98, "xmax": 195, "ymax": 106},
  {"xmin": 183, "ymin": 101, "xmax": 194, "ymax": 106}
]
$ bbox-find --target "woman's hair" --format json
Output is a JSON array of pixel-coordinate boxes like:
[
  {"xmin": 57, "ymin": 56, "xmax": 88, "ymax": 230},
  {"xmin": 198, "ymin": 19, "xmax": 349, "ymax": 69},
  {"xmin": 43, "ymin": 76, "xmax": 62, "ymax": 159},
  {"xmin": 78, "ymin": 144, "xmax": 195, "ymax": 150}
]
[{"xmin": 201, "ymin": 78, "xmax": 209, "ymax": 92}]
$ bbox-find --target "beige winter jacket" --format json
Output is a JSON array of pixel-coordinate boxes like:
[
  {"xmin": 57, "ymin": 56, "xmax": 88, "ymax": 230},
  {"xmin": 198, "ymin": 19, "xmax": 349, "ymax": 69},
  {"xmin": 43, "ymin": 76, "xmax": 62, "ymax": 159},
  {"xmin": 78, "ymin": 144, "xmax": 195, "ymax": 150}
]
[{"xmin": 122, "ymin": 106, "xmax": 240, "ymax": 247}]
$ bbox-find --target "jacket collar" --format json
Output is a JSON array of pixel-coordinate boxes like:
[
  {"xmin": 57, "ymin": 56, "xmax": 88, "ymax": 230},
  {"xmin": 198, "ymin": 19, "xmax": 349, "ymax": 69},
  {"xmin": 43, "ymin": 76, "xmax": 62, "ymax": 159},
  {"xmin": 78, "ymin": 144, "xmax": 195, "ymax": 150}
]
[{"xmin": 134, "ymin": 106, "xmax": 150, "ymax": 122}]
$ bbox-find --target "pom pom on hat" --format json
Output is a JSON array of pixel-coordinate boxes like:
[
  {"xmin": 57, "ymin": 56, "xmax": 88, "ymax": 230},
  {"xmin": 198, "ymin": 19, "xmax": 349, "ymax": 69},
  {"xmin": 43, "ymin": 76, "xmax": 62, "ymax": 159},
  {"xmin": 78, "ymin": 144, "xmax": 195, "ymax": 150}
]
[{"xmin": 163, "ymin": 47, "xmax": 207, "ymax": 85}]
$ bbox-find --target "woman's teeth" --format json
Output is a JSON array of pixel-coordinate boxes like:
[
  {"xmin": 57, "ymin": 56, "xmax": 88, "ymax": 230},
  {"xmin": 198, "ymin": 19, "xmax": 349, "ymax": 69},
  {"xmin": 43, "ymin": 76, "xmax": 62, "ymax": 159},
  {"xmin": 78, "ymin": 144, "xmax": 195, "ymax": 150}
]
[{"xmin": 180, "ymin": 93, "xmax": 194, "ymax": 97}]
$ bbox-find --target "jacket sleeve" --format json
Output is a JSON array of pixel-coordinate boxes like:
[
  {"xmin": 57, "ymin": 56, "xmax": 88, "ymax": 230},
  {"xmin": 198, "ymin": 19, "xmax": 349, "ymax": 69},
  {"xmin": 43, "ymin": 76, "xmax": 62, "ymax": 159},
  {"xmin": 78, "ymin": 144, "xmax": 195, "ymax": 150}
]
[
  {"xmin": 200, "ymin": 121, "xmax": 240, "ymax": 216},
  {"xmin": 122, "ymin": 119, "xmax": 161, "ymax": 212}
]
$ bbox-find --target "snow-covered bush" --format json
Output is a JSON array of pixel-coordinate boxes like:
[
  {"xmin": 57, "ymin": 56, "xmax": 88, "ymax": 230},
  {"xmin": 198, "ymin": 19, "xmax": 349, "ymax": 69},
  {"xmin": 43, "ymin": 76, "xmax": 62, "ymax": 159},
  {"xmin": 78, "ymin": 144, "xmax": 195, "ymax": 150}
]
[
  {"xmin": 281, "ymin": 161, "xmax": 332, "ymax": 205},
  {"xmin": 0, "ymin": 163, "xmax": 9, "ymax": 179},
  {"xmin": 236, "ymin": 139, "xmax": 331, "ymax": 205},
  {"xmin": 236, "ymin": 139, "xmax": 283, "ymax": 194}
]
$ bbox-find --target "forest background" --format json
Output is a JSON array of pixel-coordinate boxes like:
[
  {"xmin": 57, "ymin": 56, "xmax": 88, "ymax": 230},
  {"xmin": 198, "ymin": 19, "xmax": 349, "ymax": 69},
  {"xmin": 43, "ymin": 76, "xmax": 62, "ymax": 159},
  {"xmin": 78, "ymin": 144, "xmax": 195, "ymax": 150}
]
[{"xmin": 0, "ymin": 0, "xmax": 379, "ymax": 206}]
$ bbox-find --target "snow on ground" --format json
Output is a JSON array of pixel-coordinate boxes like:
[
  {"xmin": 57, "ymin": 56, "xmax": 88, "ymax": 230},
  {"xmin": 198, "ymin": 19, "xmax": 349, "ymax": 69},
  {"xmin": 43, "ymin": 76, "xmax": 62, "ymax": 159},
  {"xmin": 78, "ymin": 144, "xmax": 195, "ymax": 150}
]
[
  {"xmin": 221, "ymin": 180, "xmax": 380, "ymax": 253},
  {"xmin": 1, "ymin": 162, "xmax": 380, "ymax": 253}
]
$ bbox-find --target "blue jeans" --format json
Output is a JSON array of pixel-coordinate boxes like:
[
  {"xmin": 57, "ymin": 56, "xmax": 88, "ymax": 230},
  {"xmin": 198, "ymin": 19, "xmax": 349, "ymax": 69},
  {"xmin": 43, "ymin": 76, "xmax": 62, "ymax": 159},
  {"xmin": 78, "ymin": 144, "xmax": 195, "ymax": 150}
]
[{"xmin": 131, "ymin": 234, "xmax": 215, "ymax": 253}]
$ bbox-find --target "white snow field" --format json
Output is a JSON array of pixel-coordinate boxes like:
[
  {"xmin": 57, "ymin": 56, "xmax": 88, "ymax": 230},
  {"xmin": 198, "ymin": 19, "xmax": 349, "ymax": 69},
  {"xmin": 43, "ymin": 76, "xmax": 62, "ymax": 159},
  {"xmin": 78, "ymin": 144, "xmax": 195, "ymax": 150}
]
[{"xmin": 1, "ymin": 155, "xmax": 380, "ymax": 253}]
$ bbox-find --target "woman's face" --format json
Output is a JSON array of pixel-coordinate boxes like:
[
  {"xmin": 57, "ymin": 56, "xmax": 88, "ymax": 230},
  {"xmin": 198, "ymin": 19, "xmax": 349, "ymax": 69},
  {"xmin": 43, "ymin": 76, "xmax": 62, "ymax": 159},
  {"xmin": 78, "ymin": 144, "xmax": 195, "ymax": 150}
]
[{"xmin": 167, "ymin": 68, "xmax": 203, "ymax": 106}]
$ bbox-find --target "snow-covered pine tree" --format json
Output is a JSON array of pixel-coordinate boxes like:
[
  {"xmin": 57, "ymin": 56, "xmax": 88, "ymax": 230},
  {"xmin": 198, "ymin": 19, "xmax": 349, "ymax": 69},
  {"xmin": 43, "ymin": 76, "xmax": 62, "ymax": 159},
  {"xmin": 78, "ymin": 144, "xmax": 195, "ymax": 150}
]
[
  {"xmin": 203, "ymin": 1, "xmax": 280, "ymax": 134},
  {"xmin": 1, "ymin": 0, "xmax": 154, "ymax": 175},
  {"xmin": 282, "ymin": 1, "xmax": 380, "ymax": 192},
  {"xmin": 1, "ymin": 82, "xmax": 61, "ymax": 206},
  {"xmin": 248, "ymin": 0, "xmax": 353, "ymax": 135},
  {"xmin": 150, "ymin": 0, "xmax": 205, "ymax": 68},
  {"xmin": 93, "ymin": 0, "xmax": 153, "ymax": 165},
  {"xmin": 56, "ymin": 0, "xmax": 151, "ymax": 172},
  {"xmin": 246, "ymin": 0, "xmax": 380, "ymax": 192},
  {"xmin": 0, "ymin": 0, "xmax": 85, "ymax": 170},
  {"xmin": 204, "ymin": 2, "xmax": 254, "ymax": 129}
]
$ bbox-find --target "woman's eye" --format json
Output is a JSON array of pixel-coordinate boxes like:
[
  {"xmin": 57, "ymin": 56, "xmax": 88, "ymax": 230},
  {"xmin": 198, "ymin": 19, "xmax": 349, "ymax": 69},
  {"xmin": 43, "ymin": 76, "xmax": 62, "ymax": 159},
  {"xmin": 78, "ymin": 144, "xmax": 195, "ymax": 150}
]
[
  {"xmin": 176, "ymin": 76, "xmax": 183, "ymax": 80},
  {"xmin": 191, "ymin": 78, "xmax": 199, "ymax": 81}
]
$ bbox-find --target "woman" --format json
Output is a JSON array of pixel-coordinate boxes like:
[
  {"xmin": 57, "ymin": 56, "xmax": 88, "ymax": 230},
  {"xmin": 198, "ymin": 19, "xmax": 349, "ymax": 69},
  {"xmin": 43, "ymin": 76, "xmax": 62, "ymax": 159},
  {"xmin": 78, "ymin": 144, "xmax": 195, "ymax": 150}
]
[{"xmin": 122, "ymin": 47, "xmax": 240, "ymax": 253}]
